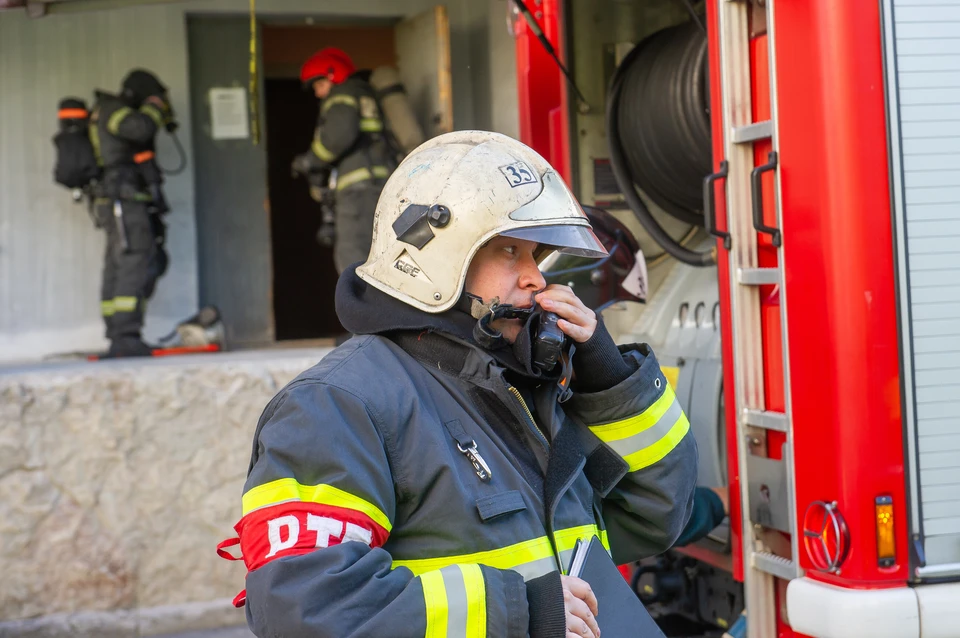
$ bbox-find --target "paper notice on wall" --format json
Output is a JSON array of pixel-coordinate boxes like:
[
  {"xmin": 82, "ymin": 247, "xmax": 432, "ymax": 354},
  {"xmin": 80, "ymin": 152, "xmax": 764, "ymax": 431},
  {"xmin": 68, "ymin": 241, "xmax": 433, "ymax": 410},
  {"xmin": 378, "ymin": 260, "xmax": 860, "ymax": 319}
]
[
  {"xmin": 621, "ymin": 248, "xmax": 649, "ymax": 301},
  {"xmin": 209, "ymin": 87, "xmax": 249, "ymax": 140}
]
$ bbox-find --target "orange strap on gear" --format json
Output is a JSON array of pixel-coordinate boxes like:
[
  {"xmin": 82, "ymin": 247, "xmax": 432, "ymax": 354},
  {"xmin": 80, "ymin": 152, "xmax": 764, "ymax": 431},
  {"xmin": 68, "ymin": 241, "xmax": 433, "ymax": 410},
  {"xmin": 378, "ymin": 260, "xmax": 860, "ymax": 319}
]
[
  {"xmin": 133, "ymin": 150, "xmax": 156, "ymax": 164},
  {"xmin": 58, "ymin": 108, "xmax": 88, "ymax": 119}
]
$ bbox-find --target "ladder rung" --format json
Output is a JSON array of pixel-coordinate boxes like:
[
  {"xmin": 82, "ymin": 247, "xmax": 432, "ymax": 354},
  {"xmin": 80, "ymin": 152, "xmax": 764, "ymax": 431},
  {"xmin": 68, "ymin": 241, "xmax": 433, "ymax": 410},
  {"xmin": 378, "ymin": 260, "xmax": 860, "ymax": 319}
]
[
  {"xmin": 731, "ymin": 120, "xmax": 773, "ymax": 144},
  {"xmin": 744, "ymin": 409, "xmax": 788, "ymax": 432},
  {"xmin": 751, "ymin": 551, "xmax": 797, "ymax": 580},
  {"xmin": 738, "ymin": 268, "xmax": 780, "ymax": 285}
]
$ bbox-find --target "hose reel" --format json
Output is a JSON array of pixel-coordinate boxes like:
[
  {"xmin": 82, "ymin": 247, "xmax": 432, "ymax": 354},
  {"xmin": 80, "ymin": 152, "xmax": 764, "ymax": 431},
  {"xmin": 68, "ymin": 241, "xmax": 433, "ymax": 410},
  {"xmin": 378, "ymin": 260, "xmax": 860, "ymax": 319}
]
[{"xmin": 607, "ymin": 20, "xmax": 715, "ymax": 266}]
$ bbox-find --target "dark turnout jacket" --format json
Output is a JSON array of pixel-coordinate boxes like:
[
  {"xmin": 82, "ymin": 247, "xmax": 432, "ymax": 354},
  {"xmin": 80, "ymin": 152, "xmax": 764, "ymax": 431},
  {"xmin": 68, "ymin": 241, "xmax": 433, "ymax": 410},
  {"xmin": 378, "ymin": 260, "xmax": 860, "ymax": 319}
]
[
  {"xmin": 224, "ymin": 266, "xmax": 698, "ymax": 637},
  {"xmin": 309, "ymin": 72, "xmax": 395, "ymax": 192},
  {"xmin": 92, "ymin": 92, "xmax": 165, "ymax": 200}
]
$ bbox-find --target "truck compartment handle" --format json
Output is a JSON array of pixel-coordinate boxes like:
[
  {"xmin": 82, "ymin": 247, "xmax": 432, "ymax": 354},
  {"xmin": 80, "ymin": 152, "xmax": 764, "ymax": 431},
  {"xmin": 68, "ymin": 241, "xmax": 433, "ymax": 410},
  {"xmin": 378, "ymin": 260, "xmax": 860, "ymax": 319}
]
[
  {"xmin": 703, "ymin": 160, "xmax": 731, "ymax": 250},
  {"xmin": 751, "ymin": 151, "xmax": 782, "ymax": 247}
]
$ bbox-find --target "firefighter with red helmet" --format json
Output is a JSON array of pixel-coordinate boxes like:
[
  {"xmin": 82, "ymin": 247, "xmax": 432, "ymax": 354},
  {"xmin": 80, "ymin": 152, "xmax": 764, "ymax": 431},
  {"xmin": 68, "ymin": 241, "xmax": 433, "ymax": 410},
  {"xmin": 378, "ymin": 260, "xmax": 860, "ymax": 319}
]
[{"xmin": 292, "ymin": 47, "xmax": 396, "ymax": 273}]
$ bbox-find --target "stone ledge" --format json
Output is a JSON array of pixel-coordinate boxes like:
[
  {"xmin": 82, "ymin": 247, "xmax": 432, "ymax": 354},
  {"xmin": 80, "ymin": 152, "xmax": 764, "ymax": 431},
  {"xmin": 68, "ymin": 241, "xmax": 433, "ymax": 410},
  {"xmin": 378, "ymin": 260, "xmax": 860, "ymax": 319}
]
[
  {"xmin": 0, "ymin": 349, "xmax": 331, "ymax": 624},
  {"xmin": 0, "ymin": 598, "xmax": 249, "ymax": 638}
]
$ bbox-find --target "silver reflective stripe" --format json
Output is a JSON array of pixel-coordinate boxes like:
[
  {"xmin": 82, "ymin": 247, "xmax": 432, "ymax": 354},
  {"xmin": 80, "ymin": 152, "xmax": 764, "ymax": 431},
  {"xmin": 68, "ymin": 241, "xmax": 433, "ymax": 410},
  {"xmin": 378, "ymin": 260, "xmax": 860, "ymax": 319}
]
[
  {"xmin": 441, "ymin": 565, "xmax": 468, "ymax": 638},
  {"xmin": 512, "ymin": 555, "xmax": 559, "ymax": 581},
  {"xmin": 605, "ymin": 398, "xmax": 684, "ymax": 458}
]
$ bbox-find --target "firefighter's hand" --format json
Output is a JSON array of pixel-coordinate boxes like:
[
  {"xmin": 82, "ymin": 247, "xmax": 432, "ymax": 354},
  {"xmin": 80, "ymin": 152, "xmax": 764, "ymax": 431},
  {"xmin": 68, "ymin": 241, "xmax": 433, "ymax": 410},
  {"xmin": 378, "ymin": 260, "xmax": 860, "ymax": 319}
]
[
  {"xmin": 144, "ymin": 94, "xmax": 172, "ymax": 117},
  {"xmin": 291, "ymin": 152, "xmax": 313, "ymax": 178},
  {"xmin": 535, "ymin": 284, "xmax": 598, "ymax": 344},
  {"xmin": 561, "ymin": 575, "xmax": 600, "ymax": 638}
]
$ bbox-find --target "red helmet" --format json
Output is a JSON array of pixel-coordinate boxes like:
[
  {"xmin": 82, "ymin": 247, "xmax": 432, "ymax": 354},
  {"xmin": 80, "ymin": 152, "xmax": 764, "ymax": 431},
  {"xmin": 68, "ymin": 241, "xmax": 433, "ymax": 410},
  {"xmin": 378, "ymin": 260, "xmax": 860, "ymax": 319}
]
[{"xmin": 300, "ymin": 48, "xmax": 355, "ymax": 86}]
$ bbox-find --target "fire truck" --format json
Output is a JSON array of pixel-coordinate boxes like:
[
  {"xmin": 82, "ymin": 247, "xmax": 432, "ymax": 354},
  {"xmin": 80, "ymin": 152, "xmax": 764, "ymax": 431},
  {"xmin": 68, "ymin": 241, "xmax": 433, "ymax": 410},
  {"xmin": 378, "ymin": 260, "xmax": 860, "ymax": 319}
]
[{"xmin": 511, "ymin": 0, "xmax": 960, "ymax": 636}]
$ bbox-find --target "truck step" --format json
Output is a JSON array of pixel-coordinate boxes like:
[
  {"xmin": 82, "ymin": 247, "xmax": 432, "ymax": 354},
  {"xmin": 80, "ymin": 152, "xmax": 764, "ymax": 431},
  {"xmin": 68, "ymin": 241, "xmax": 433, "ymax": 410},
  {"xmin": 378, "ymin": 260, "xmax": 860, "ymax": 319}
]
[
  {"xmin": 751, "ymin": 551, "xmax": 798, "ymax": 580},
  {"xmin": 732, "ymin": 120, "xmax": 773, "ymax": 143},
  {"xmin": 738, "ymin": 267, "xmax": 780, "ymax": 286},
  {"xmin": 743, "ymin": 409, "xmax": 788, "ymax": 432}
]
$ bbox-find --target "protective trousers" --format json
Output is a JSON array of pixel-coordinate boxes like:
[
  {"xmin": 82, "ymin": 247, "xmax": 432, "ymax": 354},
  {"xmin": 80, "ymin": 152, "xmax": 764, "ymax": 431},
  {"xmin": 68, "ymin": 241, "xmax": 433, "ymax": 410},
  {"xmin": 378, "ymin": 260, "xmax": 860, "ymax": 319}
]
[
  {"xmin": 99, "ymin": 200, "xmax": 165, "ymax": 340},
  {"xmin": 333, "ymin": 182, "xmax": 382, "ymax": 274}
]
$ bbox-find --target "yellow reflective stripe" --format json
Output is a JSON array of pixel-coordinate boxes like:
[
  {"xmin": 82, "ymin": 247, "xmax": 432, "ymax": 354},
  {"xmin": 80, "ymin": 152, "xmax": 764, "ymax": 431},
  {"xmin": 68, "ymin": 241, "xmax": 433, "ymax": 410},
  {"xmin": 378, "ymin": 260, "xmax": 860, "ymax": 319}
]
[
  {"xmin": 460, "ymin": 564, "xmax": 487, "ymax": 638},
  {"xmin": 421, "ymin": 569, "xmax": 448, "ymax": 638},
  {"xmin": 555, "ymin": 525, "xmax": 612, "ymax": 574},
  {"xmin": 394, "ymin": 523, "xmax": 607, "ymax": 582},
  {"xmin": 89, "ymin": 123, "xmax": 103, "ymax": 166},
  {"xmin": 588, "ymin": 384, "xmax": 689, "ymax": 471},
  {"xmin": 106, "ymin": 107, "xmax": 133, "ymax": 135},
  {"xmin": 311, "ymin": 138, "xmax": 337, "ymax": 162},
  {"xmin": 554, "ymin": 524, "xmax": 602, "ymax": 553},
  {"xmin": 112, "ymin": 296, "xmax": 138, "ymax": 312},
  {"xmin": 321, "ymin": 94, "xmax": 358, "ymax": 114},
  {"xmin": 337, "ymin": 165, "xmax": 390, "ymax": 191},
  {"xmin": 394, "ymin": 533, "xmax": 554, "ymax": 576},
  {"xmin": 139, "ymin": 103, "xmax": 164, "ymax": 128},
  {"xmin": 622, "ymin": 413, "xmax": 689, "ymax": 471},
  {"xmin": 101, "ymin": 300, "xmax": 115, "ymax": 317},
  {"xmin": 590, "ymin": 384, "xmax": 677, "ymax": 440},
  {"xmin": 420, "ymin": 564, "xmax": 487, "ymax": 638},
  {"xmin": 240, "ymin": 478, "xmax": 392, "ymax": 532},
  {"xmin": 560, "ymin": 527, "xmax": 609, "ymax": 552},
  {"xmin": 359, "ymin": 117, "xmax": 384, "ymax": 132}
]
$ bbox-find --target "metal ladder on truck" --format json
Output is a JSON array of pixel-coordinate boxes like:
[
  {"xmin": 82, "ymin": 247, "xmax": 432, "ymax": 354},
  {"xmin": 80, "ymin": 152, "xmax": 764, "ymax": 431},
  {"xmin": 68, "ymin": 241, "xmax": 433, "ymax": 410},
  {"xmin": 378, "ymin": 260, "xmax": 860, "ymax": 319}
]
[{"xmin": 708, "ymin": 1, "xmax": 803, "ymax": 636}]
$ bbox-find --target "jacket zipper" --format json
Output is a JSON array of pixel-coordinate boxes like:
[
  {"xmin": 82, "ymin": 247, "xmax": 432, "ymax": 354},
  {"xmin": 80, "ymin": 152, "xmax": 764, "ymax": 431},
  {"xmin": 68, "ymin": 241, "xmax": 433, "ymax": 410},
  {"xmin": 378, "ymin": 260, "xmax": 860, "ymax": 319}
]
[
  {"xmin": 507, "ymin": 385, "xmax": 549, "ymax": 452},
  {"xmin": 507, "ymin": 384, "xmax": 565, "ymax": 571}
]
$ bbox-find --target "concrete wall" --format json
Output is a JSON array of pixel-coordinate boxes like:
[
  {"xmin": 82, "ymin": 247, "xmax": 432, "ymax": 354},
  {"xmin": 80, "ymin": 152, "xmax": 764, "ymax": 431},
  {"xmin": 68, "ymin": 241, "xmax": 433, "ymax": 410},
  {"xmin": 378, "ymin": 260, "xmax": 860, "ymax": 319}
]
[
  {"xmin": 0, "ymin": 349, "xmax": 330, "ymax": 636},
  {"xmin": 0, "ymin": 0, "xmax": 518, "ymax": 363},
  {"xmin": 0, "ymin": 3, "xmax": 198, "ymax": 362}
]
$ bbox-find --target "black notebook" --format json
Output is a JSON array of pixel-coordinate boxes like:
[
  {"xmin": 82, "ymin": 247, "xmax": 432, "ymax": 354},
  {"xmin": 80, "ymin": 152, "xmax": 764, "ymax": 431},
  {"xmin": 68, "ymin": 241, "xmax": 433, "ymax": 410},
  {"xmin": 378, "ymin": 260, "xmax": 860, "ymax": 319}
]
[{"xmin": 567, "ymin": 536, "xmax": 666, "ymax": 638}]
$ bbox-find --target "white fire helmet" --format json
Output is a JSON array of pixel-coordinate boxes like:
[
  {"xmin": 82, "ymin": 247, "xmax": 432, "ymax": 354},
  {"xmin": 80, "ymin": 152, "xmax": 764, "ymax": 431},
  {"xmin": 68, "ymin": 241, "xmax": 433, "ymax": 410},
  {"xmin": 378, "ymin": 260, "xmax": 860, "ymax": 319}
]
[{"xmin": 357, "ymin": 131, "xmax": 608, "ymax": 313}]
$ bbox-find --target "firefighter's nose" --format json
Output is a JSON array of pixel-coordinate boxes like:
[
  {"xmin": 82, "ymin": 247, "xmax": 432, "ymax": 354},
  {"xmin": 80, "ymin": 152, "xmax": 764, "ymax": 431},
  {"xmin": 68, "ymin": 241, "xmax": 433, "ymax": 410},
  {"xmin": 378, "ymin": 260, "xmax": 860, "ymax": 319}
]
[{"xmin": 519, "ymin": 254, "xmax": 546, "ymax": 291}]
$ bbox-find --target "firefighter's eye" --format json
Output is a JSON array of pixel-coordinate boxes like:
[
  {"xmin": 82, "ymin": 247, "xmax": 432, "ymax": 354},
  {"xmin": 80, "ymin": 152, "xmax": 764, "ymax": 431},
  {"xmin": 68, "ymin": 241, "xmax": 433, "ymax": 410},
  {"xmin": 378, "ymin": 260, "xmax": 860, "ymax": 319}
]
[{"xmin": 503, "ymin": 245, "xmax": 517, "ymax": 255}]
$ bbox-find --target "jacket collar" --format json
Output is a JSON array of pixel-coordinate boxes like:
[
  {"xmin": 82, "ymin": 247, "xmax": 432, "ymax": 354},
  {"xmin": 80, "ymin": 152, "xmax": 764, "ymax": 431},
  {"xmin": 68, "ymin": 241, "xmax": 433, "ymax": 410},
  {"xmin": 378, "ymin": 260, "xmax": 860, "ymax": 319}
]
[{"xmin": 336, "ymin": 264, "xmax": 553, "ymax": 382}]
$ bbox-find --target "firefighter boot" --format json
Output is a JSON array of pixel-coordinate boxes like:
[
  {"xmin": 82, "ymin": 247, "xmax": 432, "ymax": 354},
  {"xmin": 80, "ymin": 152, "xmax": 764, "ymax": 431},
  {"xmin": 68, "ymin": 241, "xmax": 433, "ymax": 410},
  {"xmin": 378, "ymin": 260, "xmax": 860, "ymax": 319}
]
[{"xmin": 106, "ymin": 335, "xmax": 154, "ymax": 358}]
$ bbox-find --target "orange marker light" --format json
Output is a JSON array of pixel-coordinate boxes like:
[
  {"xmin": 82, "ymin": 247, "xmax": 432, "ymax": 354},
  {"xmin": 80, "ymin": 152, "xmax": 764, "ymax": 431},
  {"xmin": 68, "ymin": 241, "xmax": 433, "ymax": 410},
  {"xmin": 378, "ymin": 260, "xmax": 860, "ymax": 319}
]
[{"xmin": 876, "ymin": 495, "xmax": 895, "ymax": 568}]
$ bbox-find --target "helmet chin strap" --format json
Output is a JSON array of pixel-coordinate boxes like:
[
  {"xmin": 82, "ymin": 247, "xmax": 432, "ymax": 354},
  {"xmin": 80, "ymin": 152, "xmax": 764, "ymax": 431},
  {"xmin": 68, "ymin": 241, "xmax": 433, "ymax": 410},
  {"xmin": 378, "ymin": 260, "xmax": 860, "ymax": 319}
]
[
  {"xmin": 455, "ymin": 291, "xmax": 574, "ymax": 397},
  {"xmin": 457, "ymin": 293, "xmax": 536, "ymax": 351}
]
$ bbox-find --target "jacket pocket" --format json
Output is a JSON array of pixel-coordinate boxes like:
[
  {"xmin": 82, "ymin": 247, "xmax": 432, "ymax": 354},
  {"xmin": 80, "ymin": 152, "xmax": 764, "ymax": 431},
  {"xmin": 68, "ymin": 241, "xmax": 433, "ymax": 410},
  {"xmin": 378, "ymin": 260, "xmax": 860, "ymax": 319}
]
[{"xmin": 476, "ymin": 490, "xmax": 527, "ymax": 522}]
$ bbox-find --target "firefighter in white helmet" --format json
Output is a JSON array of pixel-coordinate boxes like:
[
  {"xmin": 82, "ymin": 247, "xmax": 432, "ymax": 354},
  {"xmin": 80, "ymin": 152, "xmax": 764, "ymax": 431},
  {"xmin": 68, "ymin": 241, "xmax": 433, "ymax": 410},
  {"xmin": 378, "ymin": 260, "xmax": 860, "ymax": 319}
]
[{"xmin": 224, "ymin": 131, "xmax": 697, "ymax": 638}]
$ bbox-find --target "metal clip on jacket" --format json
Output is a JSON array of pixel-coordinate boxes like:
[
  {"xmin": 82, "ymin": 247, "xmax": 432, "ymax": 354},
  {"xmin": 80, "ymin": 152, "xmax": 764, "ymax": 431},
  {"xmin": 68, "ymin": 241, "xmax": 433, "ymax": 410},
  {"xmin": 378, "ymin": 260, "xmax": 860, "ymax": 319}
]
[{"xmin": 457, "ymin": 440, "xmax": 493, "ymax": 482}]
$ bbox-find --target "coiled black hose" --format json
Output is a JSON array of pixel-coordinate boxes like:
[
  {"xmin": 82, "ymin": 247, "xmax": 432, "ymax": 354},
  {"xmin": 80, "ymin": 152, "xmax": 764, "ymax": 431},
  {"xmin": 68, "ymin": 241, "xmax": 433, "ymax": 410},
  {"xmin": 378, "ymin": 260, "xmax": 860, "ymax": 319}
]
[{"xmin": 607, "ymin": 20, "xmax": 715, "ymax": 266}]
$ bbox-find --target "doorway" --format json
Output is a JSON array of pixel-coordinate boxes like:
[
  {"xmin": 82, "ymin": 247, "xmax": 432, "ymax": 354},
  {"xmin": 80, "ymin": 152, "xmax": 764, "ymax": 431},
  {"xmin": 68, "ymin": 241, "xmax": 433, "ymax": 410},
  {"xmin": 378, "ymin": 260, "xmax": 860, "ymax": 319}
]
[{"xmin": 262, "ymin": 24, "xmax": 397, "ymax": 340}]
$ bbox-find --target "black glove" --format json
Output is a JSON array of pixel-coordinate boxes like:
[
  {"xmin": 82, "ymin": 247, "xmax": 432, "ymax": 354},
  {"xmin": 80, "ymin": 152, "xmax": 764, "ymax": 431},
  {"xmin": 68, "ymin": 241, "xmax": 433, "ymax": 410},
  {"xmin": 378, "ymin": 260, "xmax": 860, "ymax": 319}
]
[
  {"xmin": 316, "ymin": 221, "xmax": 336, "ymax": 247},
  {"xmin": 291, "ymin": 152, "xmax": 315, "ymax": 178}
]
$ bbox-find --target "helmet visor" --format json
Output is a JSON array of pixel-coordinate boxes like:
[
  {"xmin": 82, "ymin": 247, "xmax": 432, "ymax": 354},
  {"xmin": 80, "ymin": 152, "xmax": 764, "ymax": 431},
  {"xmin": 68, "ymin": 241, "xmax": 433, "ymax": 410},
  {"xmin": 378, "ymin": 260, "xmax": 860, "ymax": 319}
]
[{"xmin": 499, "ymin": 224, "xmax": 608, "ymax": 258}]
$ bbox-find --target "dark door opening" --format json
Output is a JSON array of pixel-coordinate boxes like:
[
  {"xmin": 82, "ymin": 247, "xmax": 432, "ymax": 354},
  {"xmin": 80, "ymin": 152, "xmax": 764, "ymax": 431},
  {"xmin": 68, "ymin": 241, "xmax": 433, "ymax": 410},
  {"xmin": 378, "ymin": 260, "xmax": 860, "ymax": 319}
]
[
  {"xmin": 264, "ymin": 78, "xmax": 342, "ymax": 340},
  {"xmin": 262, "ymin": 24, "xmax": 398, "ymax": 340}
]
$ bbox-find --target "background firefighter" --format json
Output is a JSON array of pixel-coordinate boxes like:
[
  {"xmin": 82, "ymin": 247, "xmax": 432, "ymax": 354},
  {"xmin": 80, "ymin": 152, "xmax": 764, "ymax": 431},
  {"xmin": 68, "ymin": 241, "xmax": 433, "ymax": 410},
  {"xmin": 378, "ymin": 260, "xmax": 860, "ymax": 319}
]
[
  {"xmin": 291, "ymin": 47, "xmax": 396, "ymax": 274},
  {"xmin": 92, "ymin": 69, "xmax": 176, "ymax": 357}
]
